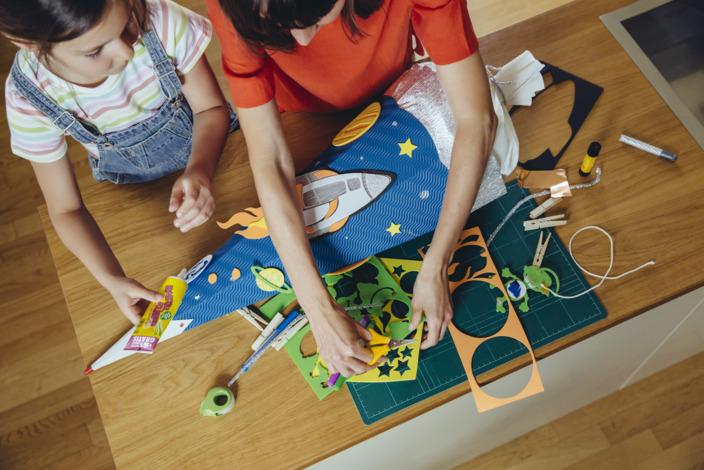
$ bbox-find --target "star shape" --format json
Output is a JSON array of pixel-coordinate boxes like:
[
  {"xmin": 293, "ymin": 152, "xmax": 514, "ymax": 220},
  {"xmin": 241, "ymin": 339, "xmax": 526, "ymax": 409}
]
[
  {"xmin": 378, "ymin": 362, "xmax": 394, "ymax": 377},
  {"xmin": 386, "ymin": 222, "xmax": 401, "ymax": 236},
  {"xmin": 398, "ymin": 138, "xmax": 417, "ymax": 158},
  {"xmin": 401, "ymin": 346, "xmax": 413, "ymax": 359},
  {"xmin": 392, "ymin": 265, "xmax": 405, "ymax": 277},
  {"xmin": 385, "ymin": 347, "xmax": 400, "ymax": 362},
  {"xmin": 394, "ymin": 359, "xmax": 411, "ymax": 376}
]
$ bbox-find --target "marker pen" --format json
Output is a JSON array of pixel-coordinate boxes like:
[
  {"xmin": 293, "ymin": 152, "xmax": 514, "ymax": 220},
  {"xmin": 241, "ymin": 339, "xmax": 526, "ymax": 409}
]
[{"xmin": 619, "ymin": 134, "xmax": 677, "ymax": 161}]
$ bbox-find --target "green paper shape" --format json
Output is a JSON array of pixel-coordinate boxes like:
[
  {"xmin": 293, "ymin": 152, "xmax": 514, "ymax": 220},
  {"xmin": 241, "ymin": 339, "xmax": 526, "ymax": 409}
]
[{"xmin": 283, "ymin": 256, "xmax": 422, "ymax": 398}]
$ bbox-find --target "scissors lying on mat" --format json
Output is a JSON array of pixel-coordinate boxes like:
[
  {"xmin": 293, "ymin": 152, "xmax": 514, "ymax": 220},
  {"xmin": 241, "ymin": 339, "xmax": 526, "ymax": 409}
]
[{"xmin": 364, "ymin": 328, "xmax": 418, "ymax": 364}]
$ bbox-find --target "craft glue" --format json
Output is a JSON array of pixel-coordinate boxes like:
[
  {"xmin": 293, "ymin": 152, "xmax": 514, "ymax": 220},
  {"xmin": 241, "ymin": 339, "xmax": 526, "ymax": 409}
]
[
  {"xmin": 579, "ymin": 142, "xmax": 601, "ymax": 177},
  {"xmin": 124, "ymin": 275, "xmax": 187, "ymax": 353}
]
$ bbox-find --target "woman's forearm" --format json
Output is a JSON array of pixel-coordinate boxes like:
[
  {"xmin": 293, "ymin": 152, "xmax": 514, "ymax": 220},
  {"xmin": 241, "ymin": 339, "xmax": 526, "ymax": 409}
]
[{"xmin": 428, "ymin": 52, "xmax": 497, "ymax": 265}]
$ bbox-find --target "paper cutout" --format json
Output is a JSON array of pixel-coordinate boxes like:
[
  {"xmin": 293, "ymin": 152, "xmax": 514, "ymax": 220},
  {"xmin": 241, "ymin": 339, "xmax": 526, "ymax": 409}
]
[
  {"xmin": 283, "ymin": 257, "xmax": 423, "ymax": 399},
  {"xmin": 398, "ymin": 138, "xmax": 417, "ymax": 157},
  {"xmin": 386, "ymin": 222, "xmax": 401, "ymax": 236},
  {"xmin": 332, "ymin": 102, "xmax": 381, "ymax": 146},
  {"xmin": 518, "ymin": 169, "xmax": 572, "ymax": 198},
  {"xmin": 251, "ymin": 266, "xmax": 292, "ymax": 293},
  {"xmin": 493, "ymin": 266, "xmax": 560, "ymax": 313},
  {"xmin": 446, "ymin": 227, "xmax": 544, "ymax": 412},
  {"xmin": 488, "ymin": 51, "xmax": 545, "ymax": 107},
  {"xmin": 511, "ymin": 62, "xmax": 603, "ymax": 171}
]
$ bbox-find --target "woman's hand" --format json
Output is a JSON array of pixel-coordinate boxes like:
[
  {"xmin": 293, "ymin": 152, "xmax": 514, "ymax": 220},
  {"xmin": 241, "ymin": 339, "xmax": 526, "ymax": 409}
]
[
  {"xmin": 305, "ymin": 298, "xmax": 379, "ymax": 377},
  {"xmin": 169, "ymin": 168, "xmax": 215, "ymax": 232},
  {"xmin": 105, "ymin": 276, "xmax": 163, "ymax": 325},
  {"xmin": 409, "ymin": 256, "xmax": 454, "ymax": 349}
]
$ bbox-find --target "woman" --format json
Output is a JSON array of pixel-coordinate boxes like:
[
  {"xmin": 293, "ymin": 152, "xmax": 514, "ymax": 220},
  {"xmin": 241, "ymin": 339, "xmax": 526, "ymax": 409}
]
[{"xmin": 206, "ymin": 0, "xmax": 497, "ymax": 377}]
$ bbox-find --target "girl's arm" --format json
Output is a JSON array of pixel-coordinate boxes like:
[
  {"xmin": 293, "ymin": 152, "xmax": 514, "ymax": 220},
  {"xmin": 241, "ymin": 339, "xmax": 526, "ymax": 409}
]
[
  {"xmin": 408, "ymin": 51, "xmax": 497, "ymax": 348},
  {"xmin": 171, "ymin": 55, "xmax": 231, "ymax": 232},
  {"xmin": 238, "ymin": 101, "xmax": 377, "ymax": 378},
  {"xmin": 31, "ymin": 156, "xmax": 162, "ymax": 324}
]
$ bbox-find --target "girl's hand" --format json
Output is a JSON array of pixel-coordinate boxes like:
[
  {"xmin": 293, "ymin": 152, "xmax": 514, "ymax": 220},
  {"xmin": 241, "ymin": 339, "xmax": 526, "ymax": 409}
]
[
  {"xmin": 169, "ymin": 168, "xmax": 215, "ymax": 232},
  {"xmin": 106, "ymin": 277, "xmax": 163, "ymax": 325},
  {"xmin": 307, "ymin": 300, "xmax": 378, "ymax": 378},
  {"xmin": 409, "ymin": 258, "xmax": 454, "ymax": 349}
]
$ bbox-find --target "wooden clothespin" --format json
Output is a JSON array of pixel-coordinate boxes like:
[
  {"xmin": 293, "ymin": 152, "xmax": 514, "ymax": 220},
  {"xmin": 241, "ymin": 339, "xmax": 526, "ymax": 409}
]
[
  {"xmin": 236, "ymin": 306, "xmax": 269, "ymax": 332},
  {"xmin": 251, "ymin": 312, "xmax": 284, "ymax": 350},
  {"xmin": 532, "ymin": 231, "xmax": 552, "ymax": 267},
  {"xmin": 272, "ymin": 315, "xmax": 309, "ymax": 351},
  {"xmin": 529, "ymin": 197, "xmax": 563, "ymax": 219},
  {"xmin": 524, "ymin": 214, "xmax": 566, "ymax": 231}
]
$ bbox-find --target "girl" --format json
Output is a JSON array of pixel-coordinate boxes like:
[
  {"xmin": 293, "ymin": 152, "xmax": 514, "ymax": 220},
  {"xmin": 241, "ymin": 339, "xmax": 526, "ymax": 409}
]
[
  {"xmin": 206, "ymin": 0, "xmax": 497, "ymax": 377},
  {"xmin": 2, "ymin": 0, "xmax": 238, "ymax": 324}
]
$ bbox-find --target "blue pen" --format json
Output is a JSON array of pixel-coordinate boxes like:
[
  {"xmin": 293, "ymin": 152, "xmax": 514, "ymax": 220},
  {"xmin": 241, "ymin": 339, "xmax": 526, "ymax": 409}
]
[{"xmin": 227, "ymin": 309, "xmax": 301, "ymax": 387}]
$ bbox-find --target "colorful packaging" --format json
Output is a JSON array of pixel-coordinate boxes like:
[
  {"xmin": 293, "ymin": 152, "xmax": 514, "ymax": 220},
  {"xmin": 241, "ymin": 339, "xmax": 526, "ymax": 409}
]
[{"xmin": 124, "ymin": 276, "xmax": 187, "ymax": 353}]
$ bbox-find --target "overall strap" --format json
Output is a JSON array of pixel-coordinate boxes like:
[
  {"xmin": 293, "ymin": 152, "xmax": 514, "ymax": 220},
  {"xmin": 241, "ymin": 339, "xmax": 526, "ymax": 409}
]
[
  {"xmin": 9, "ymin": 56, "xmax": 104, "ymax": 146},
  {"xmin": 141, "ymin": 29, "xmax": 183, "ymax": 101}
]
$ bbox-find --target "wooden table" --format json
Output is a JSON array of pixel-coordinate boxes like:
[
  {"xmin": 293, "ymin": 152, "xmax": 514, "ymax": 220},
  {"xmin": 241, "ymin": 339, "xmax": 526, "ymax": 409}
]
[{"xmin": 41, "ymin": 0, "xmax": 704, "ymax": 467}]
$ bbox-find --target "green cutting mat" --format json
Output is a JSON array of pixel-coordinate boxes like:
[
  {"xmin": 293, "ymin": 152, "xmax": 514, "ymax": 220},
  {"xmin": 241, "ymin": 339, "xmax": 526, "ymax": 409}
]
[{"xmin": 347, "ymin": 181, "xmax": 607, "ymax": 424}]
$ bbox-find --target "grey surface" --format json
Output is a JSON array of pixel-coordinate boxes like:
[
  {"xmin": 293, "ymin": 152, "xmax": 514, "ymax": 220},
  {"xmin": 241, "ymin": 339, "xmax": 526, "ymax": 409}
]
[{"xmin": 602, "ymin": 0, "xmax": 704, "ymax": 151}]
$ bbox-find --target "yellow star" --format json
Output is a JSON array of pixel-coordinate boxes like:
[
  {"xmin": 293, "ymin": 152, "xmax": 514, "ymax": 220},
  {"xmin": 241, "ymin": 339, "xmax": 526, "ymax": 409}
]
[
  {"xmin": 386, "ymin": 222, "xmax": 401, "ymax": 236},
  {"xmin": 398, "ymin": 138, "xmax": 417, "ymax": 158}
]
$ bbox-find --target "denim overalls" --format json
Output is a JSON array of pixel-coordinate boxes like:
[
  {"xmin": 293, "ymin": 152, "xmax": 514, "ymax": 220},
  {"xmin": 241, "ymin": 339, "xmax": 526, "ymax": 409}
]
[{"xmin": 10, "ymin": 29, "xmax": 238, "ymax": 184}]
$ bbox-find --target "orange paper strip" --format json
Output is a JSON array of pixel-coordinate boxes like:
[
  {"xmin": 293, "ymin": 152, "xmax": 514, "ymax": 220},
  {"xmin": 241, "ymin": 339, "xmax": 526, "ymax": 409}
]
[{"xmin": 447, "ymin": 227, "xmax": 544, "ymax": 413}]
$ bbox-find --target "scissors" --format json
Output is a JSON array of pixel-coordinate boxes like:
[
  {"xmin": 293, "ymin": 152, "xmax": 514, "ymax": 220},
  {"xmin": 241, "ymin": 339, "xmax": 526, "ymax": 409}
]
[{"xmin": 364, "ymin": 328, "xmax": 418, "ymax": 365}]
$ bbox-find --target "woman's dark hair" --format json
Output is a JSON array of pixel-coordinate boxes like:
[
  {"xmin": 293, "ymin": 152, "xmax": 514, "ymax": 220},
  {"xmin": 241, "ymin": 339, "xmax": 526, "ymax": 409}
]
[
  {"xmin": 0, "ymin": 0, "xmax": 149, "ymax": 61},
  {"xmin": 219, "ymin": 0, "xmax": 384, "ymax": 53}
]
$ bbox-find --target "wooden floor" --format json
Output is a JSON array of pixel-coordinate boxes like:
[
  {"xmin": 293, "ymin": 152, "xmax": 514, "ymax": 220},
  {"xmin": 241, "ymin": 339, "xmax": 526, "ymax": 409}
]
[{"xmin": 1, "ymin": 0, "xmax": 702, "ymax": 468}]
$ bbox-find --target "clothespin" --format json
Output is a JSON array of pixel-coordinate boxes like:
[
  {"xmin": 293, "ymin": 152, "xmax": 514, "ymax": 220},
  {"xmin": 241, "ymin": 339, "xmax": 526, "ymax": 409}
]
[
  {"xmin": 272, "ymin": 315, "xmax": 309, "ymax": 350},
  {"xmin": 523, "ymin": 214, "xmax": 566, "ymax": 231},
  {"xmin": 236, "ymin": 306, "xmax": 269, "ymax": 332},
  {"xmin": 251, "ymin": 312, "xmax": 284, "ymax": 350},
  {"xmin": 529, "ymin": 197, "xmax": 563, "ymax": 219},
  {"xmin": 532, "ymin": 231, "xmax": 552, "ymax": 267}
]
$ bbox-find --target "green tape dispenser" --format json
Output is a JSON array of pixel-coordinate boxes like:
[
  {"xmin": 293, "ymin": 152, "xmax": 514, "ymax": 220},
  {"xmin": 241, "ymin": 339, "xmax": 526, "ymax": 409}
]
[{"xmin": 200, "ymin": 387, "xmax": 235, "ymax": 417}]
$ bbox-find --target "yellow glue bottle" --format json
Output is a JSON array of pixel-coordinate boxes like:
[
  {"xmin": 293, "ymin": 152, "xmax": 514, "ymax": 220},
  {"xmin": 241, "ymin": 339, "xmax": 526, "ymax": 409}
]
[
  {"xmin": 579, "ymin": 142, "xmax": 601, "ymax": 177},
  {"xmin": 124, "ymin": 274, "xmax": 188, "ymax": 353}
]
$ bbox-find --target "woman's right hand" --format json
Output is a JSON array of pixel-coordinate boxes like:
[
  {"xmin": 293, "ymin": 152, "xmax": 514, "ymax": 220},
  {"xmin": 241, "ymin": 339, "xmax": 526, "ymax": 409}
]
[
  {"xmin": 106, "ymin": 276, "xmax": 163, "ymax": 325},
  {"xmin": 306, "ymin": 298, "xmax": 378, "ymax": 377}
]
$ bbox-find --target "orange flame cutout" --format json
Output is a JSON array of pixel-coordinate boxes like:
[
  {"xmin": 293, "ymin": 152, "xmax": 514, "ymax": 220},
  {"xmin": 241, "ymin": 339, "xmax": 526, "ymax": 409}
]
[{"xmin": 217, "ymin": 207, "xmax": 270, "ymax": 239}]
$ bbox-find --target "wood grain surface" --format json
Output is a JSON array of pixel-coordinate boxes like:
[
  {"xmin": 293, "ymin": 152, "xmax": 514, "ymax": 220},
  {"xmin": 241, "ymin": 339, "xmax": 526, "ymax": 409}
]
[{"xmin": 36, "ymin": 0, "xmax": 704, "ymax": 468}]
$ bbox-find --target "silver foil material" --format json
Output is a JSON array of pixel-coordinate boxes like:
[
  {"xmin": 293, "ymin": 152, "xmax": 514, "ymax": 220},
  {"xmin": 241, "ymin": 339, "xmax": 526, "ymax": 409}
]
[{"xmin": 385, "ymin": 62, "xmax": 507, "ymax": 212}]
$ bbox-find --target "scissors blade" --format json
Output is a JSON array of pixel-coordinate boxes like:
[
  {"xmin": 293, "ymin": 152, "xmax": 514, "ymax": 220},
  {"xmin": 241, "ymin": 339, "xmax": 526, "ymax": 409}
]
[{"xmin": 387, "ymin": 339, "xmax": 418, "ymax": 349}]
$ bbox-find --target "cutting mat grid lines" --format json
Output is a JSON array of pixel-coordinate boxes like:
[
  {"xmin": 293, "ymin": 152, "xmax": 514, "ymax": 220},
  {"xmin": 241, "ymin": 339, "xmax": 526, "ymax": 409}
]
[{"xmin": 348, "ymin": 181, "xmax": 607, "ymax": 424}]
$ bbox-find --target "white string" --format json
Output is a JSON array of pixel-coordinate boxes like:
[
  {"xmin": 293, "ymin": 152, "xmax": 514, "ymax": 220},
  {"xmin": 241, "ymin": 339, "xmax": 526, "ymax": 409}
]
[
  {"xmin": 486, "ymin": 168, "xmax": 602, "ymax": 247},
  {"xmin": 546, "ymin": 225, "xmax": 655, "ymax": 299},
  {"xmin": 618, "ymin": 292, "xmax": 704, "ymax": 390}
]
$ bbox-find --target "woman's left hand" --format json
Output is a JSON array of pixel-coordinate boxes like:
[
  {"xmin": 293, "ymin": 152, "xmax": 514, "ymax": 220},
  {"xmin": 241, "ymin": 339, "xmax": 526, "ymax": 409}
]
[
  {"xmin": 408, "ymin": 257, "xmax": 454, "ymax": 349},
  {"xmin": 169, "ymin": 168, "xmax": 215, "ymax": 232}
]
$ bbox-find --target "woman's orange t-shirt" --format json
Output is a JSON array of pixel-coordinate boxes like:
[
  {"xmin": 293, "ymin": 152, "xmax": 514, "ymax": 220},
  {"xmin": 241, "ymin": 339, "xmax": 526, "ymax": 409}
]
[{"xmin": 204, "ymin": 0, "xmax": 479, "ymax": 112}]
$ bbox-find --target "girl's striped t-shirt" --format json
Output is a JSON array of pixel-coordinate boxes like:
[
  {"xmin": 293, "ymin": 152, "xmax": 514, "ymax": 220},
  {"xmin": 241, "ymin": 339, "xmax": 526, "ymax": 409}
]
[{"xmin": 4, "ymin": 0, "xmax": 212, "ymax": 162}]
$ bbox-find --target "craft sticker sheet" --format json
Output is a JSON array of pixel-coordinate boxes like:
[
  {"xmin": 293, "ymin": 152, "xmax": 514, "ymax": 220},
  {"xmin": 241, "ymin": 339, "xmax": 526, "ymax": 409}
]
[{"xmin": 283, "ymin": 257, "xmax": 422, "ymax": 399}]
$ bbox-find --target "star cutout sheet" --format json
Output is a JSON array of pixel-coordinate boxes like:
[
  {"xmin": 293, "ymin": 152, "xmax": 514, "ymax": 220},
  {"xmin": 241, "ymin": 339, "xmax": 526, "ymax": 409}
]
[{"xmin": 283, "ymin": 256, "xmax": 423, "ymax": 400}]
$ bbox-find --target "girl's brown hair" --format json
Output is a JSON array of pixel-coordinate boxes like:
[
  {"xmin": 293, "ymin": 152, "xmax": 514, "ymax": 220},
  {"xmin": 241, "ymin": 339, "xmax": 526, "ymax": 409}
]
[{"xmin": 0, "ymin": 0, "xmax": 150, "ymax": 62}]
